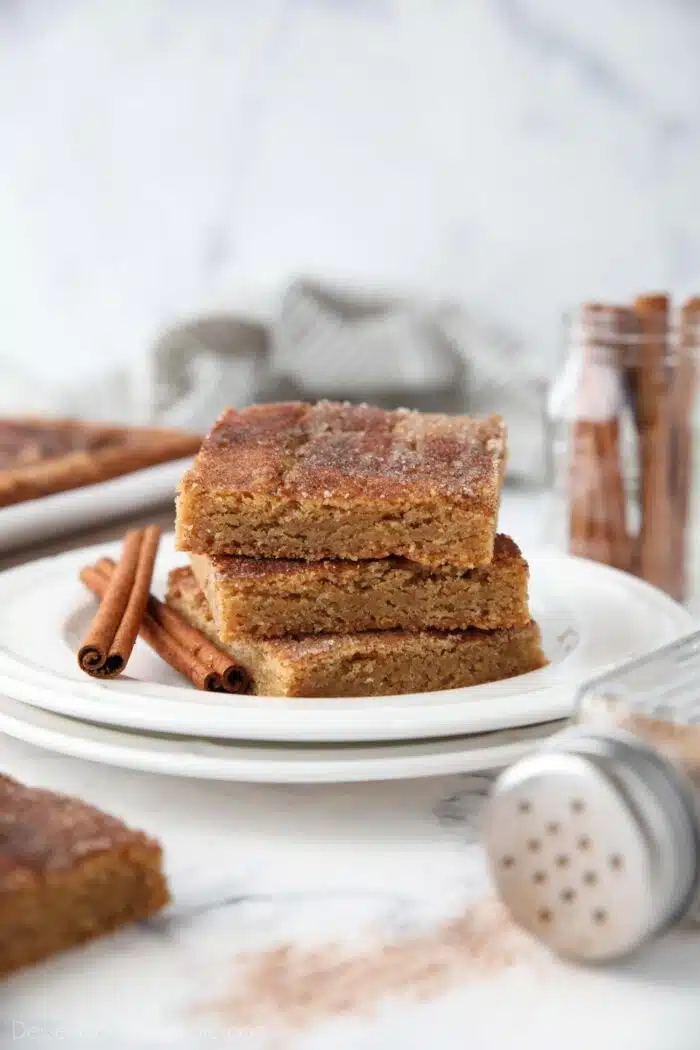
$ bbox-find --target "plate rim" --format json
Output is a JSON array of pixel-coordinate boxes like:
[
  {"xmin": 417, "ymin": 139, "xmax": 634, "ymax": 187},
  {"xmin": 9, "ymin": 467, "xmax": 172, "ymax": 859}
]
[
  {"xmin": 0, "ymin": 536, "xmax": 693, "ymax": 743},
  {"xmin": 0, "ymin": 692, "xmax": 566, "ymax": 783}
]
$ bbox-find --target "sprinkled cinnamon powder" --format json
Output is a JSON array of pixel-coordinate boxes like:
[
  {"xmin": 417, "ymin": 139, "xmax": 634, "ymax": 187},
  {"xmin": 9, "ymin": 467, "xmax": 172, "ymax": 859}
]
[{"xmin": 198, "ymin": 897, "xmax": 547, "ymax": 1033}]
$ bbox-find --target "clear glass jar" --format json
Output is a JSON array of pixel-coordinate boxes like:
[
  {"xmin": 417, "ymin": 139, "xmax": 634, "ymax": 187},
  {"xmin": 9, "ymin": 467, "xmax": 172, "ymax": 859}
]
[
  {"xmin": 574, "ymin": 630, "xmax": 700, "ymax": 795},
  {"xmin": 545, "ymin": 298, "xmax": 700, "ymax": 606}
]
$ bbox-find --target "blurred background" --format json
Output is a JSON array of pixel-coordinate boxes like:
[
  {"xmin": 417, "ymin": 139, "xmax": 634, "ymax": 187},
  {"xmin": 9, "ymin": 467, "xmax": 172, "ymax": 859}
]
[{"xmin": 1, "ymin": 0, "xmax": 699, "ymax": 481}]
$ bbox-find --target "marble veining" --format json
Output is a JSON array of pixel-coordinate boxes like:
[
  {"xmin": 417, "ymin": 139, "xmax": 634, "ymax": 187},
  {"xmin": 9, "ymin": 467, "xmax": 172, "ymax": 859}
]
[
  {"xmin": 0, "ymin": 0, "xmax": 699, "ymax": 401},
  {"xmin": 3, "ymin": 727, "xmax": 700, "ymax": 1050},
  {"xmin": 494, "ymin": 0, "xmax": 695, "ymax": 139},
  {"xmin": 2, "ymin": 6, "xmax": 700, "ymax": 1044}
]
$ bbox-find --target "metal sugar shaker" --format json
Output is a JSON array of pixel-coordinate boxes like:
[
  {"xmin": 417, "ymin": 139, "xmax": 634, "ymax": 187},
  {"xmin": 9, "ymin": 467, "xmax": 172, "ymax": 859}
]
[{"xmin": 483, "ymin": 631, "xmax": 700, "ymax": 962}]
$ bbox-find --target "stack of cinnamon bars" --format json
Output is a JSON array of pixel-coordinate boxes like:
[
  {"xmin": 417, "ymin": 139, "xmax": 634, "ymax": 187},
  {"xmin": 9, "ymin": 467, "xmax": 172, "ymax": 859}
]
[{"xmin": 170, "ymin": 402, "xmax": 546, "ymax": 697}]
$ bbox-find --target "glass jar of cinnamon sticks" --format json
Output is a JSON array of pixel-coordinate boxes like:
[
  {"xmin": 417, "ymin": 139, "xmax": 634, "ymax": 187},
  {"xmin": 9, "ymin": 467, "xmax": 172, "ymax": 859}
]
[{"xmin": 546, "ymin": 295, "xmax": 700, "ymax": 605}]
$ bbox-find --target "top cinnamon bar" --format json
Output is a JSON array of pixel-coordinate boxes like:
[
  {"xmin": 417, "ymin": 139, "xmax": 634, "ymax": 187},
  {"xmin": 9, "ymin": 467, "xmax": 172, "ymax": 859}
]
[{"xmin": 176, "ymin": 402, "xmax": 506, "ymax": 567}]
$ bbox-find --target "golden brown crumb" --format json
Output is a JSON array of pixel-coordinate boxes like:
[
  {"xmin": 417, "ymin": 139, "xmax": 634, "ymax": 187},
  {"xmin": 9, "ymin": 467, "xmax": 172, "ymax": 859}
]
[
  {"xmin": 176, "ymin": 402, "xmax": 507, "ymax": 567},
  {"xmin": 166, "ymin": 567, "xmax": 547, "ymax": 698},
  {"xmin": 191, "ymin": 534, "xmax": 530, "ymax": 639},
  {"xmin": 0, "ymin": 775, "xmax": 170, "ymax": 978}
]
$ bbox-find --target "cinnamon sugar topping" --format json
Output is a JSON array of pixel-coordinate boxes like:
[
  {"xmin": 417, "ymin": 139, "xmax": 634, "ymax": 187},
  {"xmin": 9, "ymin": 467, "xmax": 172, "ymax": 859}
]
[
  {"xmin": 177, "ymin": 402, "xmax": 507, "ymax": 567},
  {"xmin": 0, "ymin": 775, "xmax": 159, "ymax": 886},
  {"xmin": 204, "ymin": 533, "xmax": 524, "ymax": 582},
  {"xmin": 185, "ymin": 401, "xmax": 505, "ymax": 504},
  {"xmin": 0, "ymin": 420, "xmax": 119, "ymax": 469}
]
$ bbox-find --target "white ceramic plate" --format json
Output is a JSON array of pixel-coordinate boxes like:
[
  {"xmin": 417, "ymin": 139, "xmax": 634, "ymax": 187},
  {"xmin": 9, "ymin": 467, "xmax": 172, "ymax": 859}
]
[
  {"xmin": 0, "ymin": 692, "xmax": 566, "ymax": 782},
  {"xmin": 0, "ymin": 458, "xmax": 193, "ymax": 553},
  {"xmin": 0, "ymin": 536, "xmax": 692, "ymax": 743}
]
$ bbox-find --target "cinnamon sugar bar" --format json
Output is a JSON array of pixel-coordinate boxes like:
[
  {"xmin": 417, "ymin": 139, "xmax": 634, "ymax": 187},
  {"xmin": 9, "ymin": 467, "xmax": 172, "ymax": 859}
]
[
  {"xmin": 166, "ymin": 568, "xmax": 546, "ymax": 699},
  {"xmin": 191, "ymin": 534, "xmax": 530, "ymax": 640},
  {"xmin": 0, "ymin": 774, "xmax": 169, "ymax": 978},
  {"xmin": 0, "ymin": 417, "xmax": 201, "ymax": 508},
  {"xmin": 176, "ymin": 402, "xmax": 506, "ymax": 568}
]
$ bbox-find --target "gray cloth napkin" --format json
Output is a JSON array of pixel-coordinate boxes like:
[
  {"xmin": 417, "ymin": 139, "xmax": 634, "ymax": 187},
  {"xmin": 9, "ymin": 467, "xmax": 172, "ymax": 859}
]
[{"xmin": 2, "ymin": 279, "xmax": 545, "ymax": 482}]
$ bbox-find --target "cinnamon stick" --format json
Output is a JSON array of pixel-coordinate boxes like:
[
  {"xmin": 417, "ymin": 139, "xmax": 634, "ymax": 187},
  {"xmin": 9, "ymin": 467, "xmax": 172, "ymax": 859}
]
[
  {"xmin": 595, "ymin": 418, "xmax": 629, "ymax": 572},
  {"xmin": 78, "ymin": 526, "xmax": 161, "ymax": 677},
  {"xmin": 568, "ymin": 420, "xmax": 588, "ymax": 559},
  {"xmin": 80, "ymin": 560, "xmax": 251, "ymax": 694},
  {"xmin": 668, "ymin": 297, "xmax": 700, "ymax": 600},
  {"xmin": 568, "ymin": 305, "xmax": 630, "ymax": 571},
  {"xmin": 570, "ymin": 420, "xmax": 606, "ymax": 561},
  {"xmin": 98, "ymin": 557, "xmax": 247, "ymax": 692},
  {"xmin": 634, "ymin": 294, "xmax": 672, "ymax": 593},
  {"xmin": 568, "ymin": 305, "xmax": 603, "ymax": 561}
]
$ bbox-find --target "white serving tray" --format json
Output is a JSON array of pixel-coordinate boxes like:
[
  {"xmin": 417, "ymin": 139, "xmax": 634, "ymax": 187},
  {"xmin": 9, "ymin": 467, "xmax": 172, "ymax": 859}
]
[{"xmin": 0, "ymin": 458, "xmax": 193, "ymax": 553}]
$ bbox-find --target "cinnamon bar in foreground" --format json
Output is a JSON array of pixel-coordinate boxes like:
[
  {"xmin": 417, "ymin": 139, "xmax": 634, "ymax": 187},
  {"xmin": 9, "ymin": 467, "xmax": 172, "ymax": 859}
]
[
  {"xmin": 166, "ymin": 568, "xmax": 546, "ymax": 698},
  {"xmin": 176, "ymin": 402, "xmax": 506, "ymax": 568},
  {"xmin": 191, "ymin": 534, "xmax": 530, "ymax": 640},
  {"xmin": 0, "ymin": 774, "xmax": 169, "ymax": 979}
]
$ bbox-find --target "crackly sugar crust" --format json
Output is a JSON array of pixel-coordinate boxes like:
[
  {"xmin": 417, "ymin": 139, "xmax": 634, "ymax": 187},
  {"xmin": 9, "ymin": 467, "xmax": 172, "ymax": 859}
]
[
  {"xmin": 0, "ymin": 420, "xmax": 124, "ymax": 469},
  {"xmin": 203, "ymin": 533, "xmax": 523, "ymax": 582},
  {"xmin": 0, "ymin": 774, "xmax": 163, "ymax": 889},
  {"xmin": 166, "ymin": 567, "xmax": 545, "ymax": 698},
  {"xmin": 0, "ymin": 417, "xmax": 201, "ymax": 508},
  {"xmin": 182, "ymin": 402, "xmax": 505, "ymax": 506},
  {"xmin": 0, "ymin": 774, "xmax": 170, "ymax": 979},
  {"xmin": 176, "ymin": 402, "xmax": 506, "ymax": 566}
]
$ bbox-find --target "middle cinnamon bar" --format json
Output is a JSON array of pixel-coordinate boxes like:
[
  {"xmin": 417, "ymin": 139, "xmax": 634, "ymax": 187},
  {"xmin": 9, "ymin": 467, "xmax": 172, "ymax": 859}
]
[{"xmin": 190, "ymin": 534, "xmax": 530, "ymax": 641}]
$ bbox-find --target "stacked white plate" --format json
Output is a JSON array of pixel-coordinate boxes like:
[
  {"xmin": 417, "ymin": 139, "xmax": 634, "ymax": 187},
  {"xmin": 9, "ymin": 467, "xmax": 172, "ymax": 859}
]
[{"xmin": 0, "ymin": 535, "xmax": 692, "ymax": 782}]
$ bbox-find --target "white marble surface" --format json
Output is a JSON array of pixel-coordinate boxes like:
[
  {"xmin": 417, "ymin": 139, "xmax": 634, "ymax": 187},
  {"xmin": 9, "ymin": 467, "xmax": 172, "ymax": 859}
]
[
  {"xmin": 1, "ymin": 0, "xmax": 699, "ymax": 395},
  {"xmin": 3, "ymin": 737, "xmax": 700, "ymax": 1050},
  {"xmin": 2, "ymin": 489, "xmax": 700, "ymax": 1049}
]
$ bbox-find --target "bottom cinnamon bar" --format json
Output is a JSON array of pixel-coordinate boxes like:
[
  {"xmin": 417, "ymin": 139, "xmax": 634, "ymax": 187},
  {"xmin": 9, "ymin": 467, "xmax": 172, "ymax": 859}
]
[
  {"xmin": 166, "ymin": 568, "xmax": 547, "ymax": 698},
  {"xmin": 0, "ymin": 774, "xmax": 170, "ymax": 979}
]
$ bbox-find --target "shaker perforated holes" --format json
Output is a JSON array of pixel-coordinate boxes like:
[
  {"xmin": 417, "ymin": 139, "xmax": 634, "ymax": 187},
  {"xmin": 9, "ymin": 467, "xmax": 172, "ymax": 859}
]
[{"xmin": 484, "ymin": 738, "xmax": 675, "ymax": 962}]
